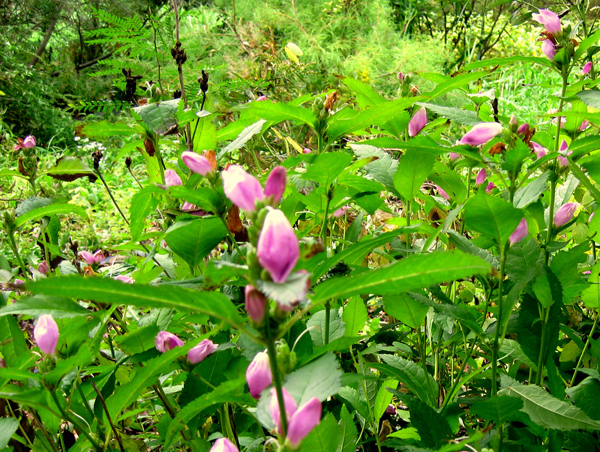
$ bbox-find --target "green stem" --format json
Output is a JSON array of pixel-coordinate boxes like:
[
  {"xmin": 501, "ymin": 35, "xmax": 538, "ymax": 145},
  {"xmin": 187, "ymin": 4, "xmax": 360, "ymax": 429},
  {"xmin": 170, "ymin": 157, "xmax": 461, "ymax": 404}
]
[
  {"xmin": 324, "ymin": 302, "xmax": 331, "ymax": 345},
  {"xmin": 570, "ymin": 308, "xmax": 598, "ymax": 386},
  {"xmin": 7, "ymin": 230, "xmax": 29, "ymax": 278},
  {"xmin": 405, "ymin": 199, "xmax": 412, "ymax": 253},
  {"xmin": 265, "ymin": 322, "xmax": 288, "ymax": 439},
  {"xmin": 535, "ymin": 307, "xmax": 550, "ymax": 385},
  {"xmin": 321, "ymin": 185, "xmax": 332, "ymax": 253},
  {"xmin": 491, "ymin": 243, "xmax": 508, "ymax": 397}
]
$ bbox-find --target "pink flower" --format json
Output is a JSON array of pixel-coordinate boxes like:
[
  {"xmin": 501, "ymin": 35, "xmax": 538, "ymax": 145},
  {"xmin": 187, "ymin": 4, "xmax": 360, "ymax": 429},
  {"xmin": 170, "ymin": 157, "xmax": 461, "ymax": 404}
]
[
  {"xmin": 532, "ymin": 9, "xmax": 561, "ymax": 35},
  {"xmin": 38, "ymin": 261, "xmax": 49, "ymax": 276},
  {"xmin": 245, "ymin": 285, "xmax": 267, "ymax": 323},
  {"xmin": 486, "ymin": 181, "xmax": 496, "ymax": 194},
  {"xmin": 459, "ymin": 123, "xmax": 503, "ymax": 146},
  {"xmin": 270, "ymin": 388, "xmax": 322, "ymax": 448},
  {"xmin": 210, "ymin": 438, "xmax": 239, "ymax": 452},
  {"xmin": 93, "ymin": 250, "xmax": 105, "ymax": 264},
  {"xmin": 436, "ymin": 185, "xmax": 451, "ymax": 201},
  {"xmin": 264, "ymin": 166, "xmax": 286, "ymax": 204},
  {"xmin": 34, "ymin": 314, "xmax": 59, "ymax": 356},
  {"xmin": 386, "ymin": 404, "xmax": 397, "ymax": 415},
  {"xmin": 397, "ymin": 72, "xmax": 405, "ymax": 82},
  {"xmin": 583, "ymin": 61, "xmax": 593, "ymax": 75},
  {"xmin": 560, "ymin": 140, "xmax": 569, "ymax": 152},
  {"xmin": 181, "ymin": 151, "xmax": 213, "ymax": 177},
  {"xmin": 80, "ymin": 251, "xmax": 95, "ymax": 265},
  {"xmin": 542, "ymin": 40, "xmax": 556, "ymax": 60},
  {"xmin": 580, "ymin": 120, "xmax": 590, "ymax": 131},
  {"xmin": 531, "ymin": 142, "xmax": 547, "ymax": 159},
  {"xmin": 475, "ymin": 168, "xmax": 486, "ymax": 186},
  {"xmin": 256, "ymin": 95, "xmax": 267, "ymax": 101},
  {"xmin": 164, "ymin": 169, "xmax": 182, "ymax": 187},
  {"xmin": 509, "ymin": 218, "xmax": 528, "ymax": 246},
  {"xmin": 257, "ymin": 209, "xmax": 299, "ymax": 283},
  {"xmin": 23, "ymin": 135, "xmax": 36, "ymax": 148},
  {"xmin": 246, "ymin": 351, "xmax": 272, "ymax": 398},
  {"xmin": 114, "ymin": 275, "xmax": 134, "ymax": 284},
  {"xmin": 333, "ymin": 206, "xmax": 350, "ymax": 218},
  {"xmin": 449, "ymin": 152, "xmax": 460, "ymax": 161},
  {"xmin": 408, "ymin": 107, "xmax": 427, "ymax": 137},
  {"xmin": 155, "ymin": 331, "xmax": 184, "ymax": 353},
  {"xmin": 302, "ymin": 148, "xmax": 312, "ymax": 154},
  {"xmin": 517, "ymin": 123, "xmax": 530, "ymax": 135},
  {"xmin": 188, "ymin": 339, "xmax": 217, "ymax": 364},
  {"xmin": 554, "ymin": 202, "xmax": 579, "ymax": 227},
  {"xmin": 222, "ymin": 165, "xmax": 265, "ymax": 212}
]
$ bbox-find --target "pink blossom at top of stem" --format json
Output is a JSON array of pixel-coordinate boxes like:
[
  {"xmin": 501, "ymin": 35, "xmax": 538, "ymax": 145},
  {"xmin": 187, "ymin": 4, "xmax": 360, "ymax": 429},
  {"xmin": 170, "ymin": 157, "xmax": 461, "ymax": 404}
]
[
  {"xmin": 408, "ymin": 107, "xmax": 427, "ymax": 137},
  {"xmin": 531, "ymin": 142, "xmax": 547, "ymax": 159},
  {"xmin": 155, "ymin": 331, "xmax": 184, "ymax": 353},
  {"xmin": 79, "ymin": 251, "xmax": 95, "ymax": 266},
  {"xmin": 580, "ymin": 120, "xmax": 590, "ymax": 131},
  {"xmin": 270, "ymin": 387, "xmax": 297, "ymax": 434},
  {"xmin": 34, "ymin": 314, "xmax": 59, "ymax": 356},
  {"xmin": 245, "ymin": 285, "xmax": 267, "ymax": 323},
  {"xmin": 509, "ymin": 218, "xmax": 528, "ymax": 246},
  {"xmin": 209, "ymin": 438, "xmax": 239, "ymax": 452},
  {"xmin": 560, "ymin": 140, "xmax": 569, "ymax": 152},
  {"xmin": 486, "ymin": 181, "xmax": 497, "ymax": 194},
  {"xmin": 222, "ymin": 165, "xmax": 265, "ymax": 212},
  {"xmin": 246, "ymin": 351, "xmax": 273, "ymax": 399},
  {"xmin": 583, "ymin": 61, "xmax": 593, "ymax": 75},
  {"xmin": 554, "ymin": 202, "xmax": 579, "ymax": 227},
  {"xmin": 475, "ymin": 168, "xmax": 487, "ymax": 186},
  {"xmin": 181, "ymin": 151, "xmax": 213, "ymax": 176},
  {"xmin": 449, "ymin": 152, "xmax": 460, "ymax": 161},
  {"xmin": 264, "ymin": 166, "xmax": 286, "ymax": 204},
  {"xmin": 333, "ymin": 205, "xmax": 350, "ymax": 218},
  {"xmin": 38, "ymin": 261, "xmax": 49, "ymax": 275},
  {"xmin": 302, "ymin": 147, "xmax": 312, "ymax": 154},
  {"xmin": 397, "ymin": 72, "xmax": 405, "ymax": 82},
  {"xmin": 459, "ymin": 122, "xmax": 503, "ymax": 146},
  {"xmin": 93, "ymin": 250, "xmax": 105, "ymax": 264},
  {"xmin": 436, "ymin": 185, "xmax": 451, "ymax": 201},
  {"xmin": 256, "ymin": 95, "xmax": 267, "ymax": 101},
  {"xmin": 164, "ymin": 169, "xmax": 183, "ymax": 187},
  {"xmin": 23, "ymin": 135, "xmax": 36, "ymax": 148},
  {"xmin": 287, "ymin": 397, "xmax": 322, "ymax": 448},
  {"xmin": 532, "ymin": 9, "xmax": 561, "ymax": 34},
  {"xmin": 517, "ymin": 123, "xmax": 530, "ymax": 135},
  {"xmin": 257, "ymin": 208, "xmax": 299, "ymax": 283},
  {"xmin": 542, "ymin": 40, "xmax": 556, "ymax": 60},
  {"xmin": 188, "ymin": 339, "xmax": 217, "ymax": 364},
  {"xmin": 558, "ymin": 155, "xmax": 568, "ymax": 167}
]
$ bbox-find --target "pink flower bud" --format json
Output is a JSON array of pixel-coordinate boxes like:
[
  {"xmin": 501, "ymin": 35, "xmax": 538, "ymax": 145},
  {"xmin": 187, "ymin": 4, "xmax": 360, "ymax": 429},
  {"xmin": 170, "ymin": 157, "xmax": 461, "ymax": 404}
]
[
  {"xmin": 164, "ymin": 169, "xmax": 182, "ymax": 187},
  {"xmin": 114, "ymin": 275, "xmax": 134, "ymax": 284},
  {"xmin": 459, "ymin": 122, "xmax": 503, "ymax": 146},
  {"xmin": 554, "ymin": 203, "xmax": 579, "ymax": 227},
  {"xmin": 257, "ymin": 209, "xmax": 299, "ymax": 283},
  {"xmin": 532, "ymin": 9, "xmax": 562, "ymax": 35},
  {"xmin": 34, "ymin": 314, "xmax": 59, "ymax": 356},
  {"xmin": 509, "ymin": 218, "xmax": 528, "ymax": 246},
  {"xmin": 531, "ymin": 142, "xmax": 547, "ymax": 159},
  {"xmin": 558, "ymin": 156, "xmax": 568, "ymax": 167},
  {"xmin": 476, "ymin": 168, "xmax": 486, "ymax": 186},
  {"xmin": 560, "ymin": 140, "xmax": 569, "ymax": 152},
  {"xmin": 187, "ymin": 339, "xmax": 217, "ymax": 364},
  {"xmin": 580, "ymin": 120, "xmax": 590, "ymax": 131},
  {"xmin": 93, "ymin": 250, "xmax": 105, "ymax": 264},
  {"xmin": 38, "ymin": 261, "xmax": 49, "ymax": 275},
  {"xmin": 264, "ymin": 166, "xmax": 287, "ymax": 204},
  {"xmin": 333, "ymin": 206, "xmax": 350, "ymax": 218},
  {"xmin": 245, "ymin": 285, "xmax": 267, "ymax": 323},
  {"xmin": 486, "ymin": 181, "xmax": 497, "ymax": 194},
  {"xmin": 397, "ymin": 72, "xmax": 405, "ymax": 82},
  {"xmin": 449, "ymin": 152, "xmax": 460, "ymax": 161},
  {"xmin": 517, "ymin": 123, "xmax": 530, "ymax": 135},
  {"xmin": 256, "ymin": 95, "xmax": 267, "ymax": 101},
  {"xmin": 14, "ymin": 279, "xmax": 25, "ymax": 286},
  {"xmin": 408, "ymin": 107, "xmax": 427, "ymax": 137},
  {"xmin": 222, "ymin": 165, "xmax": 265, "ymax": 212},
  {"xmin": 270, "ymin": 387, "xmax": 298, "ymax": 434},
  {"xmin": 246, "ymin": 352, "xmax": 273, "ymax": 398},
  {"xmin": 181, "ymin": 151, "xmax": 213, "ymax": 176},
  {"xmin": 542, "ymin": 40, "xmax": 556, "ymax": 60},
  {"xmin": 386, "ymin": 404, "xmax": 397, "ymax": 415},
  {"xmin": 582, "ymin": 61, "xmax": 592, "ymax": 75},
  {"xmin": 210, "ymin": 438, "xmax": 239, "ymax": 452},
  {"xmin": 436, "ymin": 185, "xmax": 451, "ymax": 201},
  {"xmin": 302, "ymin": 148, "xmax": 312, "ymax": 154},
  {"xmin": 287, "ymin": 397, "xmax": 322, "ymax": 448},
  {"xmin": 155, "ymin": 331, "xmax": 184, "ymax": 353},
  {"xmin": 79, "ymin": 251, "xmax": 95, "ymax": 266},
  {"xmin": 23, "ymin": 135, "xmax": 36, "ymax": 148}
]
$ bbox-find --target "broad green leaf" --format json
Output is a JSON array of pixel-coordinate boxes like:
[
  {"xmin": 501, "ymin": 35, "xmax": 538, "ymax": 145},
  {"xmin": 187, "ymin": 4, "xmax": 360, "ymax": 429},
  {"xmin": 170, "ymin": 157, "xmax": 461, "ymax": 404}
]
[
  {"xmin": 41, "ymin": 156, "xmax": 94, "ymax": 181},
  {"xmin": 470, "ymin": 396, "xmax": 524, "ymax": 425},
  {"xmin": 133, "ymin": 99, "xmax": 179, "ymax": 135},
  {"xmin": 336, "ymin": 405, "xmax": 358, "ymax": 452},
  {"xmin": 233, "ymin": 101, "xmax": 316, "ymax": 129},
  {"xmin": 350, "ymin": 144, "xmax": 398, "ymax": 193},
  {"xmin": 514, "ymin": 171, "xmax": 550, "ymax": 209},
  {"xmin": 464, "ymin": 192, "xmax": 522, "ymax": 246},
  {"xmin": 165, "ymin": 217, "xmax": 228, "ymax": 268},
  {"xmin": 163, "ymin": 379, "xmax": 251, "ymax": 449},
  {"xmin": 574, "ymin": 28, "xmax": 600, "ymax": 60},
  {"xmin": 192, "ymin": 114, "xmax": 217, "ymax": 152},
  {"xmin": 167, "ymin": 186, "xmax": 222, "ymax": 213},
  {"xmin": 447, "ymin": 230, "xmax": 499, "ymax": 267},
  {"xmin": 405, "ymin": 396, "xmax": 453, "ymax": 448},
  {"xmin": 15, "ymin": 203, "xmax": 88, "ymax": 228},
  {"xmin": 0, "ymin": 417, "xmax": 19, "ymax": 449},
  {"xmin": 0, "ymin": 316, "xmax": 29, "ymax": 368},
  {"xmin": 0, "ymin": 169, "xmax": 28, "ymax": 179},
  {"xmin": 342, "ymin": 77, "xmax": 385, "ymax": 107},
  {"xmin": 337, "ymin": 387, "xmax": 370, "ymax": 420},
  {"xmin": 429, "ymin": 71, "xmax": 488, "ymax": 99},
  {"xmin": 500, "ymin": 339, "xmax": 538, "ymax": 369},
  {"xmin": 130, "ymin": 186, "xmax": 162, "ymax": 241},
  {"xmin": 394, "ymin": 148, "xmax": 436, "ymax": 201},
  {"xmin": 0, "ymin": 296, "xmax": 90, "ymax": 318},
  {"xmin": 303, "ymin": 152, "xmax": 353, "ymax": 186},
  {"xmin": 374, "ymin": 379, "xmax": 398, "ymax": 422},
  {"xmin": 300, "ymin": 413, "xmax": 339, "ymax": 452},
  {"xmin": 416, "ymin": 102, "xmax": 480, "ymax": 126},
  {"xmin": 384, "ymin": 293, "xmax": 429, "ymax": 329},
  {"xmin": 311, "ymin": 251, "xmax": 491, "ymax": 305},
  {"xmin": 581, "ymin": 260, "xmax": 600, "ymax": 308},
  {"xmin": 569, "ymin": 135, "xmax": 600, "ymax": 159},
  {"xmin": 15, "ymin": 197, "xmax": 54, "ymax": 216},
  {"xmin": 307, "ymin": 310, "xmax": 346, "ymax": 347},
  {"xmin": 257, "ymin": 271, "xmax": 311, "ymax": 310},
  {"xmin": 342, "ymin": 296, "xmax": 368, "ymax": 336},
  {"xmin": 566, "ymin": 376, "xmax": 600, "ymax": 421},
  {"xmin": 372, "ymin": 355, "xmax": 438, "ymax": 407},
  {"xmin": 80, "ymin": 120, "xmax": 143, "ymax": 138},
  {"xmin": 0, "ymin": 385, "xmax": 60, "ymax": 418},
  {"xmin": 501, "ymin": 140, "xmax": 529, "ymax": 177},
  {"xmin": 430, "ymin": 161, "xmax": 467, "ymax": 203},
  {"xmin": 568, "ymin": 157, "xmax": 600, "ymax": 204},
  {"xmin": 218, "ymin": 119, "xmax": 267, "ymax": 158},
  {"xmin": 113, "ymin": 324, "xmax": 159, "ymax": 355},
  {"xmin": 500, "ymin": 382, "xmax": 600, "ymax": 431},
  {"xmin": 217, "ymin": 118, "xmax": 262, "ymax": 142},
  {"xmin": 577, "ymin": 90, "xmax": 600, "ymax": 110},
  {"xmin": 26, "ymin": 276, "xmax": 245, "ymax": 329}
]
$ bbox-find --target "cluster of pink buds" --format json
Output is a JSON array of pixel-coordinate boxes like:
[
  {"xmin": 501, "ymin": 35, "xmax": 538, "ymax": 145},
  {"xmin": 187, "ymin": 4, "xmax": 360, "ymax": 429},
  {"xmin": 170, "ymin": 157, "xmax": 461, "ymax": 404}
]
[
  {"xmin": 532, "ymin": 9, "xmax": 561, "ymax": 60},
  {"xmin": 154, "ymin": 332, "xmax": 218, "ymax": 364},
  {"xmin": 79, "ymin": 250, "xmax": 105, "ymax": 266}
]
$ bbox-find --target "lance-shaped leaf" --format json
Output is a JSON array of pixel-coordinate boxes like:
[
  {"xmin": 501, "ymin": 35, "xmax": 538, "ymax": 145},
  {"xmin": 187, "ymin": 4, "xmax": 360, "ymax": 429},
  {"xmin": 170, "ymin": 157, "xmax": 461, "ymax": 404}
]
[
  {"xmin": 464, "ymin": 192, "xmax": 522, "ymax": 246},
  {"xmin": 42, "ymin": 156, "xmax": 95, "ymax": 181}
]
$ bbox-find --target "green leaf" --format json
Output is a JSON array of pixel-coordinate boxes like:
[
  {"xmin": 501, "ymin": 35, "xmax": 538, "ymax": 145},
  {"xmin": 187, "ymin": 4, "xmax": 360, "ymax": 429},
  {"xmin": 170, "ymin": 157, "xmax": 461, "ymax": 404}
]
[
  {"xmin": 447, "ymin": 230, "xmax": 499, "ymax": 267},
  {"xmin": 0, "ymin": 296, "xmax": 91, "ymax": 318},
  {"xmin": 113, "ymin": 325, "xmax": 159, "ymax": 355},
  {"xmin": 416, "ymin": 102, "xmax": 480, "ymax": 126},
  {"xmin": 15, "ymin": 203, "xmax": 88, "ymax": 228},
  {"xmin": 501, "ymin": 140, "xmax": 530, "ymax": 177},
  {"xmin": 566, "ymin": 377, "xmax": 600, "ymax": 421},
  {"xmin": 429, "ymin": 71, "xmax": 489, "ymax": 99},
  {"xmin": 350, "ymin": 144, "xmax": 398, "ymax": 193},
  {"xmin": 0, "ymin": 417, "xmax": 20, "ymax": 449},
  {"xmin": 233, "ymin": 101, "xmax": 316, "ymax": 128},
  {"xmin": 463, "ymin": 56, "xmax": 553, "ymax": 70},
  {"xmin": 500, "ymin": 382, "xmax": 600, "ymax": 431},
  {"xmin": 374, "ymin": 379, "xmax": 398, "ymax": 422},
  {"xmin": 342, "ymin": 296, "xmax": 368, "ymax": 336},
  {"xmin": 133, "ymin": 99, "xmax": 180, "ymax": 135},
  {"xmin": 514, "ymin": 171, "xmax": 550, "ymax": 209},
  {"xmin": 569, "ymin": 136, "xmax": 600, "ymax": 159},
  {"xmin": 256, "ymin": 271, "xmax": 312, "ymax": 310},
  {"xmin": 393, "ymin": 148, "xmax": 436, "ymax": 201},
  {"xmin": 15, "ymin": 197, "xmax": 54, "ymax": 216},
  {"xmin": 163, "ymin": 379, "xmax": 252, "ymax": 449},
  {"xmin": 337, "ymin": 387, "xmax": 370, "ymax": 421},
  {"xmin": 577, "ymin": 90, "xmax": 600, "ymax": 110},
  {"xmin": 574, "ymin": 28, "xmax": 600, "ymax": 60},
  {"xmin": 41, "ymin": 156, "xmax": 95, "ymax": 182},
  {"xmin": 165, "ymin": 217, "xmax": 228, "ymax": 268},
  {"xmin": 303, "ymin": 152, "xmax": 354, "ymax": 186},
  {"xmin": 470, "ymin": 396, "xmax": 524, "ymax": 425},
  {"xmin": 384, "ymin": 293, "xmax": 429, "ymax": 329},
  {"xmin": 167, "ymin": 186, "xmax": 222, "ymax": 213},
  {"xmin": 405, "ymin": 396, "xmax": 453, "ymax": 448},
  {"xmin": 80, "ymin": 120, "xmax": 142, "ymax": 139},
  {"xmin": 0, "ymin": 316, "xmax": 29, "ymax": 369},
  {"xmin": 568, "ymin": 157, "xmax": 600, "ymax": 204},
  {"xmin": 311, "ymin": 251, "xmax": 491, "ymax": 305},
  {"xmin": 218, "ymin": 119, "xmax": 267, "ymax": 158},
  {"xmin": 192, "ymin": 114, "xmax": 217, "ymax": 152},
  {"xmin": 464, "ymin": 192, "xmax": 522, "ymax": 246},
  {"xmin": 342, "ymin": 77, "xmax": 385, "ymax": 107},
  {"xmin": 27, "ymin": 276, "xmax": 245, "ymax": 329},
  {"xmin": 300, "ymin": 413, "xmax": 339, "ymax": 452},
  {"xmin": 130, "ymin": 186, "xmax": 162, "ymax": 241},
  {"xmin": 307, "ymin": 310, "xmax": 346, "ymax": 347},
  {"xmin": 372, "ymin": 355, "xmax": 438, "ymax": 407},
  {"xmin": 336, "ymin": 404, "xmax": 358, "ymax": 452}
]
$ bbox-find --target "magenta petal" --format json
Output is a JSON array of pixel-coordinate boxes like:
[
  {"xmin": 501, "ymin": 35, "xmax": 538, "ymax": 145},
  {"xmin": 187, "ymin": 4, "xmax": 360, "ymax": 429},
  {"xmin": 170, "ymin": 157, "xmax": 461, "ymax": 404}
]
[
  {"xmin": 264, "ymin": 166, "xmax": 287, "ymax": 204},
  {"xmin": 257, "ymin": 209, "xmax": 299, "ymax": 283},
  {"xmin": 287, "ymin": 398, "xmax": 322, "ymax": 448},
  {"xmin": 408, "ymin": 107, "xmax": 427, "ymax": 137},
  {"xmin": 222, "ymin": 165, "xmax": 264, "ymax": 212},
  {"xmin": 164, "ymin": 169, "xmax": 183, "ymax": 187},
  {"xmin": 459, "ymin": 123, "xmax": 503, "ymax": 146},
  {"xmin": 532, "ymin": 9, "xmax": 561, "ymax": 34},
  {"xmin": 246, "ymin": 351, "xmax": 273, "ymax": 398},
  {"xmin": 23, "ymin": 135, "xmax": 36, "ymax": 148},
  {"xmin": 155, "ymin": 331, "xmax": 184, "ymax": 353},
  {"xmin": 187, "ymin": 339, "xmax": 217, "ymax": 364},
  {"xmin": 79, "ymin": 251, "xmax": 96, "ymax": 266},
  {"xmin": 542, "ymin": 40, "xmax": 556, "ymax": 60},
  {"xmin": 475, "ymin": 168, "xmax": 486, "ymax": 186},
  {"xmin": 34, "ymin": 315, "xmax": 59, "ymax": 356},
  {"xmin": 509, "ymin": 218, "xmax": 528, "ymax": 246},
  {"xmin": 209, "ymin": 437, "xmax": 239, "ymax": 452},
  {"xmin": 245, "ymin": 285, "xmax": 267, "ymax": 323},
  {"xmin": 181, "ymin": 151, "xmax": 213, "ymax": 176},
  {"xmin": 554, "ymin": 202, "xmax": 579, "ymax": 227},
  {"xmin": 270, "ymin": 387, "xmax": 297, "ymax": 434},
  {"xmin": 583, "ymin": 62, "xmax": 592, "ymax": 75}
]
